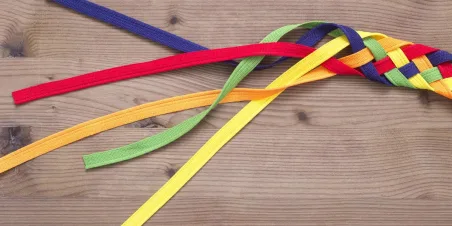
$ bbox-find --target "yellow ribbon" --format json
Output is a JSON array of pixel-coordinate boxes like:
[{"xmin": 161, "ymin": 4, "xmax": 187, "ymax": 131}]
[{"xmin": 122, "ymin": 31, "xmax": 387, "ymax": 225}]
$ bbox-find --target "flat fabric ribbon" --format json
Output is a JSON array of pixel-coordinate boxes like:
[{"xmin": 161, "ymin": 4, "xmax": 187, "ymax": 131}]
[{"xmin": 12, "ymin": 22, "xmax": 326, "ymax": 104}]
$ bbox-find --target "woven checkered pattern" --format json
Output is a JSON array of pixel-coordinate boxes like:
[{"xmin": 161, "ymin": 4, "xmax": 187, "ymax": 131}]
[{"xmin": 352, "ymin": 36, "xmax": 452, "ymax": 98}]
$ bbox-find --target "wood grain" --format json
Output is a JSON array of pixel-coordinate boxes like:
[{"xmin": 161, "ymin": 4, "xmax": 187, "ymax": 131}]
[
  {"xmin": 1, "ymin": 127, "xmax": 452, "ymax": 199},
  {"xmin": 1, "ymin": 0, "xmax": 452, "ymax": 225},
  {"xmin": 1, "ymin": 197, "xmax": 452, "ymax": 225}
]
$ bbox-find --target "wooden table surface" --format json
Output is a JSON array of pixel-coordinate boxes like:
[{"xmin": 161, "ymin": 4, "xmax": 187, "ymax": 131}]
[{"xmin": 1, "ymin": 0, "xmax": 452, "ymax": 225}]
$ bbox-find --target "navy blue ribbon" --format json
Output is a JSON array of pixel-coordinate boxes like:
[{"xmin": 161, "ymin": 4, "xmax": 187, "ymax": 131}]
[{"xmin": 52, "ymin": 0, "xmax": 296, "ymax": 69}]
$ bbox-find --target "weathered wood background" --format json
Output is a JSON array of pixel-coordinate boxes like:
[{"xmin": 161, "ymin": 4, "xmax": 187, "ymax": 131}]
[{"xmin": 1, "ymin": 0, "xmax": 452, "ymax": 225}]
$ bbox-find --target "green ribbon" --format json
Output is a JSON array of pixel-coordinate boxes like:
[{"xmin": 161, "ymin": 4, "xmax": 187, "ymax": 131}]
[{"xmin": 83, "ymin": 21, "xmax": 345, "ymax": 169}]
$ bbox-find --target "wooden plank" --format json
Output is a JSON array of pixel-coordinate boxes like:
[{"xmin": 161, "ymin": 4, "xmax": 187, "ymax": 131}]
[
  {"xmin": 1, "ymin": 58, "xmax": 452, "ymax": 129},
  {"xmin": 1, "ymin": 0, "xmax": 452, "ymax": 60},
  {"xmin": 1, "ymin": 197, "xmax": 452, "ymax": 225},
  {"xmin": 1, "ymin": 0, "xmax": 452, "ymax": 225},
  {"xmin": 1, "ymin": 127, "xmax": 452, "ymax": 199}
]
